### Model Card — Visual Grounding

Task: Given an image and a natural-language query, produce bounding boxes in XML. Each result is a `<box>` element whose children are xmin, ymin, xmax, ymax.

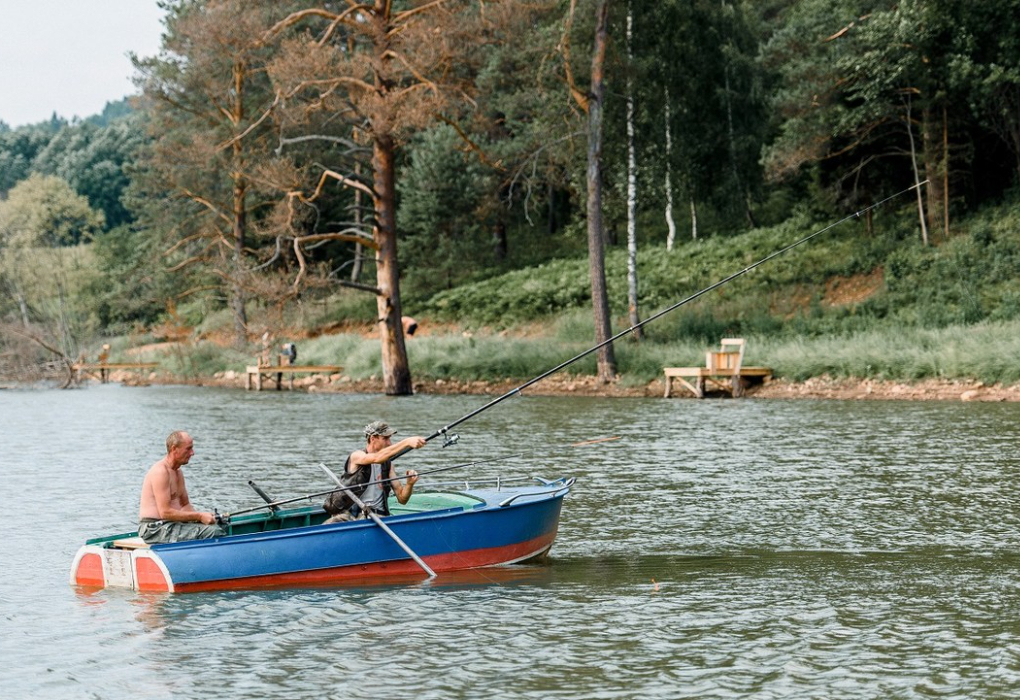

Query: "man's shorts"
<box><xmin>138</xmin><ymin>518</ymin><xmax>224</xmax><ymax>544</ymax></box>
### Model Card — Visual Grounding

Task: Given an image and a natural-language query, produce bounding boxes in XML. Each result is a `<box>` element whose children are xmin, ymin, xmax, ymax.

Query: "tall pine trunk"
<box><xmin>373</xmin><ymin>134</ymin><xmax>412</xmax><ymax>395</ymax></box>
<box><xmin>229</xmin><ymin>60</ymin><xmax>248</xmax><ymax>347</ymax></box>
<box><xmin>351</xmin><ymin>160</ymin><xmax>364</xmax><ymax>283</ymax></box>
<box><xmin>720</xmin><ymin>0</ymin><xmax>755</xmax><ymax>229</ymax></box>
<box><xmin>587</xmin><ymin>0</ymin><xmax>616</xmax><ymax>382</ymax></box>
<box><xmin>904</xmin><ymin>97</ymin><xmax>929</xmax><ymax>246</ymax></box>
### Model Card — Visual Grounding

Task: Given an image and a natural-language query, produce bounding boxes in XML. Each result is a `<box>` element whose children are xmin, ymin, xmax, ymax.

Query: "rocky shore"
<box><xmin>94</xmin><ymin>368</ymin><xmax>1020</xmax><ymax>402</ymax></box>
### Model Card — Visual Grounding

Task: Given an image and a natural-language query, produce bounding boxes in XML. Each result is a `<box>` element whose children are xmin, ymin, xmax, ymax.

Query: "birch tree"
<box><xmin>624</xmin><ymin>1</ymin><xmax>642</xmax><ymax>339</ymax></box>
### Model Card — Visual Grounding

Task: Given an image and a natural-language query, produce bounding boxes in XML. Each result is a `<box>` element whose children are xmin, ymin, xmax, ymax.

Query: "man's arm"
<box><xmin>349</xmin><ymin>437</ymin><xmax>427</xmax><ymax>470</ymax></box>
<box><xmin>388</xmin><ymin>465</ymin><xmax>419</xmax><ymax>504</ymax></box>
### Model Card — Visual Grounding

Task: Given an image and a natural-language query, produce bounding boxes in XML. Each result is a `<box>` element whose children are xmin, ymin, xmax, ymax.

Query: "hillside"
<box><xmin>61</xmin><ymin>194</ymin><xmax>1020</xmax><ymax>398</ymax></box>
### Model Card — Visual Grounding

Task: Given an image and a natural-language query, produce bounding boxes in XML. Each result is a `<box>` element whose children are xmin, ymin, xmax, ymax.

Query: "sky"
<box><xmin>0</xmin><ymin>0</ymin><xmax>166</xmax><ymax>128</ymax></box>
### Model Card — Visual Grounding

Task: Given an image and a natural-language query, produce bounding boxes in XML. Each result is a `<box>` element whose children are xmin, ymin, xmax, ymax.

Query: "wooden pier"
<box><xmin>73</xmin><ymin>362</ymin><xmax>159</xmax><ymax>383</ymax></box>
<box><xmin>663</xmin><ymin>338</ymin><xmax>772</xmax><ymax>398</ymax></box>
<box><xmin>245</xmin><ymin>362</ymin><xmax>342</xmax><ymax>391</ymax></box>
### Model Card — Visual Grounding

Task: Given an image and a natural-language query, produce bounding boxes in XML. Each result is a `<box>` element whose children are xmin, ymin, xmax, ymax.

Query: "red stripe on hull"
<box><xmin>74</xmin><ymin>552</ymin><xmax>105</xmax><ymax>587</ymax></box>
<box><xmin>172</xmin><ymin>529</ymin><xmax>558</xmax><ymax>593</ymax></box>
<box><xmin>135</xmin><ymin>556</ymin><xmax>171</xmax><ymax>592</ymax></box>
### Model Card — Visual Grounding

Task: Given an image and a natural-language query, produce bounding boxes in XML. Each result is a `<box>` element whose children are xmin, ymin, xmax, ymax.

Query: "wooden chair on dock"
<box><xmin>663</xmin><ymin>338</ymin><xmax>771</xmax><ymax>398</ymax></box>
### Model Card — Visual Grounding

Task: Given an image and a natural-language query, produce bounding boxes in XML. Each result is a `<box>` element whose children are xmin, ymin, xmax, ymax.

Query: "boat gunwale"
<box><xmin>85</xmin><ymin>479</ymin><xmax>573</xmax><ymax>551</ymax></box>
<box><xmin>148</xmin><ymin>484</ymin><xmax>569</xmax><ymax>552</ymax></box>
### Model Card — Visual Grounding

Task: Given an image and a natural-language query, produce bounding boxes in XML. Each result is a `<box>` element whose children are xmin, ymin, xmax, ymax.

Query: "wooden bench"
<box><xmin>663</xmin><ymin>338</ymin><xmax>772</xmax><ymax>398</ymax></box>
<box><xmin>112</xmin><ymin>536</ymin><xmax>149</xmax><ymax>550</ymax></box>
<box><xmin>245</xmin><ymin>362</ymin><xmax>342</xmax><ymax>391</ymax></box>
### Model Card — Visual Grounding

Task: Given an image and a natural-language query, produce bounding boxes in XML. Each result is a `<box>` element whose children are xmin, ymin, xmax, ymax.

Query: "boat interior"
<box><xmin>88</xmin><ymin>490</ymin><xmax>485</xmax><ymax>550</ymax></box>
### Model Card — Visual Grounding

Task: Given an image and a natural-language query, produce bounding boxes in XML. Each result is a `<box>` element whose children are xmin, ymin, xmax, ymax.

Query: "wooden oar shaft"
<box><xmin>318</xmin><ymin>463</ymin><xmax>437</xmax><ymax>579</ymax></box>
<box><xmin>228</xmin><ymin>455</ymin><xmax>515</xmax><ymax>517</ymax></box>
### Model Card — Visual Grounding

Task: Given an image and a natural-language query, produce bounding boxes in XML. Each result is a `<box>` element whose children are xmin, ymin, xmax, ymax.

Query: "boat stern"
<box><xmin>70</xmin><ymin>539</ymin><xmax>173</xmax><ymax>592</ymax></box>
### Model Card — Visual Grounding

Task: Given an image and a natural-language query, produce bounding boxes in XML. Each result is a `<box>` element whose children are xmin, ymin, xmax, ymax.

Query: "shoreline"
<box><xmin>91</xmin><ymin>370</ymin><xmax>1020</xmax><ymax>402</ymax></box>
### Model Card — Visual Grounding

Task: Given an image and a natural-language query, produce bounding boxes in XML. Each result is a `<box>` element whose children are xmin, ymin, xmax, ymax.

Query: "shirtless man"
<box><xmin>138</xmin><ymin>431</ymin><xmax>224</xmax><ymax>544</ymax></box>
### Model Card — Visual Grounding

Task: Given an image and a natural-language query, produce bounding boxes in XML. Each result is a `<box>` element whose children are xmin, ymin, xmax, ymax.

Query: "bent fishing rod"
<box><xmin>417</xmin><ymin>182</ymin><xmax>927</xmax><ymax>448</ymax></box>
<box><xmin>228</xmin><ymin>454</ymin><xmax>519</xmax><ymax>518</ymax></box>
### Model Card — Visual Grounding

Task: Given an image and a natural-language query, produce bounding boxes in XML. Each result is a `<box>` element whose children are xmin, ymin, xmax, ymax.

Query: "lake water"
<box><xmin>2</xmin><ymin>384</ymin><xmax>1020</xmax><ymax>699</ymax></box>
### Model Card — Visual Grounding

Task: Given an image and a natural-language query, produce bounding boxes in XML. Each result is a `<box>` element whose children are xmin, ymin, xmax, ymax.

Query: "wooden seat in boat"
<box><xmin>112</xmin><ymin>536</ymin><xmax>150</xmax><ymax>550</ymax></box>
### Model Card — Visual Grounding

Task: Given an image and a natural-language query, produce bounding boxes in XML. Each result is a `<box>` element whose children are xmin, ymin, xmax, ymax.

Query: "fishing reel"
<box><xmin>214</xmin><ymin>509</ymin><xmax>231</xmax><ymax>527</ymax></box>
<box><xmin>441</xmin><ymin>431</ymin><xmax>460</xmax><ymax>448</ymax></box>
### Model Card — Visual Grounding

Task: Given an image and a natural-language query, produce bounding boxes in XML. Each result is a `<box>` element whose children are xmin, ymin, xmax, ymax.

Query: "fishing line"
<box><xmin>230</xmin><ymin>453</ymin><xmax>520</xmax><ymax>517</ymax></box>
<box><xmin>418</xmin><ymin>182</ymin><xmax>928</xmax><ymax>447</ymax></box>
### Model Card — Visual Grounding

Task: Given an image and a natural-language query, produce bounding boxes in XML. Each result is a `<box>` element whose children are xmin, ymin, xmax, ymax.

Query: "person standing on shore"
<box><xmin>138</xmin><ymin>431</ymin><xmax>224</xmax><ymax>543</ymax></box>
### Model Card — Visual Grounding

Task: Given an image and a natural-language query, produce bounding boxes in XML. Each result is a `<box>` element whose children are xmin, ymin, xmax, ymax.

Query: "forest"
<box><xmin>1</xmin><ymin>0</ymin><xmax>1019</xmax><ymax>393</ymax></box>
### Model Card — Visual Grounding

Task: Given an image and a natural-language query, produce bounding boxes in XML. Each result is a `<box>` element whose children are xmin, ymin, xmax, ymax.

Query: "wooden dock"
<box><xmin>663</xmin><ymin>338</ymin><xmax>772</xmax><ymax>398</ymax></box>
<box><xmin>73</xmin><ymin>362</ymin><xmax>159</xmax><ymax>383</ymax></box>
<box><xmin>663</xmin><ymin>366</ymin><xmax>772</xmax><ymax>398</ymax></box>
<box><xmin>245</xmin><ymin>363</ymin><xmax>342</xmax><ymax>391</ymax></box>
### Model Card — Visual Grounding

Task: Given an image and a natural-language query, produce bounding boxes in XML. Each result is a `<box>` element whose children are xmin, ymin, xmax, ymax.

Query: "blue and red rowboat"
<box><xmin>70</xmin><ymin>477</ymin><xmax>573</xmax><ymax>593</ymax></box>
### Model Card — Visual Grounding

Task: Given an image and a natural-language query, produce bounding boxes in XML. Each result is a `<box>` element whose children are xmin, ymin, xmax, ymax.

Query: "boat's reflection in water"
<box><xmin>112</xmin><ymin>563</ymin><xmax>557</xmax><ymax>631</ymax></box>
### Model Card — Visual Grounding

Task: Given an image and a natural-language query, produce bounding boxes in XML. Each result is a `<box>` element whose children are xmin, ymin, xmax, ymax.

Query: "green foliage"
<box><xmin>32</xmin><ymin>116</ymin><xmax>146</xmax><ymax>229</ymax></box>
<box><xmin>0</xmin><ymin>108</ymin><xmax>144</xmax><ymax>229</ymax></box>
<box><xmin>0</xmin><ymin>174</ymin><xmax>105</xmax><ymax>247</ymax></box>
<box><xmin>86</xmin><ymin>224</ymin><xmax>176</xmax><ymax>330</ymax></box>
<box><xmin>398</xmin><ymin>125</ymin><xmax>495</xmax><ymax>294</ymax></box>
<box><xmin>419</xmin><ymin>257</ymin><xmax>592</xmax><ymax>327</ymax></box>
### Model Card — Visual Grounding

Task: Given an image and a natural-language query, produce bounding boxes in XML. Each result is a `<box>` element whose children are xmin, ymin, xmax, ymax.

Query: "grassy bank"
<box><xmin>119</xmin><ymin>317</ymin><xmax>1020</xmax><ymax>389</ymax></box>
<box><xmin>81</xmin><ymin>195</ymin><xmax>1020</xmax><ymax>390</ymax></box>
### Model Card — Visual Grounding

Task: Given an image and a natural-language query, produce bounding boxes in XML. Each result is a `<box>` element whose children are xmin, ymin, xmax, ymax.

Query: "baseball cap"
<box><xmin>364</xmin><ymin>420</ymin><xmax>398</xmax><ymax>438</ymax></box>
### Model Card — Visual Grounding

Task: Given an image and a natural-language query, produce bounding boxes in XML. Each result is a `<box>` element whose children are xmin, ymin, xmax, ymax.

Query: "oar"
<box><xmin>398</xmin><ymin>182</ymin><xmax>927</xmax><ymax>453</ymax></box>
<box><xmin>318</xmin><ymin>463</ymin><xmax>437</xmax><ymax>579</ymax></box>
<box><xmin>227</xmin><ymin>455</ymin><xmax>517</xmax><ymax>518</ymax></box>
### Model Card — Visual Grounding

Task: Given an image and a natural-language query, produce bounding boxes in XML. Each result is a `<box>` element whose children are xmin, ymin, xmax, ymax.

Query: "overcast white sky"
<box><xmin>0</xmin><ymin>0</ymin><xmax>166</xmax><ymax>128</ymax></box>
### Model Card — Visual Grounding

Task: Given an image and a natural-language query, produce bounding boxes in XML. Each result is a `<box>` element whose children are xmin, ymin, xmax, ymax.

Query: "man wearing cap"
<box><xmin>323</xmin><ymin>421</ymin><xmax>426</xmax><ymax>522</ymax></box>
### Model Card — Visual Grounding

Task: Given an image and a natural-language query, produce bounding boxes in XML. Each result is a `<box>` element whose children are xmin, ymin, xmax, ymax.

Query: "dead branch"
<box><xmin>275</xmin><ymin>133</ymin><xmax>368</xmax><ymax>156</ymax></box>
<box><xmin>436</xmin><ymin>114</ymin><xmax>506</xmax><ymax>171</ymax></box>
<box><xmin>333</xmin><ymin>278</ymin><xmax>382</xmax><ymax>294</ymax></box>
<box><xmin>296</xmin><ymin>230</ymin><xmax>379</xmax><ymax>248</ymax></box>
<box><xmin>393</xmin><ymin>0</ymin><xmax>450</xmax><ymax>24</ymax></box>
<box><xmin>217</xmin><ymin>91</ymin><xmax>282</xmax><ymax>151</ymax></box>
<box><xmin>3</xmin><ymin>325</ymin><xmax>75</xmax><ymax>388</ymax></box>
<box><xmin>263</xmin><ymin>6</ymin><xmax>366</xmax><ymax>43</ymax></box>
<box><xmin>560</xmin><ymin>0</ymin><xmax>589</xmax><ymax>112</ymax></box>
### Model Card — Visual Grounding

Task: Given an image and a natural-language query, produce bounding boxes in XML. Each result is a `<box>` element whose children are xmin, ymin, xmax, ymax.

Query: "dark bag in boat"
<box><xmin>323</xmin><ymin>463</ymin><xmax>369</xmax><ymax>515</ymax></box>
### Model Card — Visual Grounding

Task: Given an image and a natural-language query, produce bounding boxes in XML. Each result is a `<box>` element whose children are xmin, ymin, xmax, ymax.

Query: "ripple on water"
<box><xmin>4</xmin><ymin>390</ymin><xmax>1020</xmax><ymax>698</ymax></box>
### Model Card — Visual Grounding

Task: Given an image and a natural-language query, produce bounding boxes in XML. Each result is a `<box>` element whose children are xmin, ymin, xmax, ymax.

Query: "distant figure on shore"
<box><xmin>281</xmin><ymin>342</ymin><xmax>297</xmax><ymax>364</ymax></box>
<box><xmin>138</xmin><ymin>431</ymin><xmax>224</xmax><ymax>544</ymax></box>
<box><xmin>402</xmin><ymin>316</ymin><xmax>418</xmax><ymax>337</ymax></box>
<box><xmin>97</xmin><ymin>344</ymin><xmax>111</xmax><ymax>381</ymax></box>
<box><xmin>260</xmin><ymin>331</ymin><xmax>272</xmax><ymax>366</ymax></box>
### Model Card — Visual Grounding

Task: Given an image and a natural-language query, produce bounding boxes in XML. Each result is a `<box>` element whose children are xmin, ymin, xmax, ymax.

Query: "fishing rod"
<box><xmin>418</xmin><ymin>182</ymin><xmax>928</xmax><ymax>448</ymax></box>
<box><xmin>227</xmin><ymin>454</ymin><xmax>520</xmax><ymax>518</ymax></box>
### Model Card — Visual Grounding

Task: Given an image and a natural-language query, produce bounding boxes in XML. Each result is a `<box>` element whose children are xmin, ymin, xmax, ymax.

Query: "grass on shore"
<box><xmin>97</xmin><ymin>195</ymin><xmax>1020</xmax><ymax>389</ymax></box>
<box><xmin>129</xmin><ymin>317</ymin><xmax>1020</xmax><ymax>388</ymax></box>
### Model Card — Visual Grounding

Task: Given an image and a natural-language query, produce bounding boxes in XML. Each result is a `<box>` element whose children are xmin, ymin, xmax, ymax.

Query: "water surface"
<box><xmin>2</xmin><ymin>385</ymin><xmax>1019</xmax><ymax>698</ymax></box>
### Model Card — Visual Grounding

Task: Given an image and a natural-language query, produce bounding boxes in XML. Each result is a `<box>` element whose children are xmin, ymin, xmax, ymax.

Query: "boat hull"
<box><xmin>71</xmin><ymin>478</ymin><xmax>571</xmax><ymax>592</ymax></box>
